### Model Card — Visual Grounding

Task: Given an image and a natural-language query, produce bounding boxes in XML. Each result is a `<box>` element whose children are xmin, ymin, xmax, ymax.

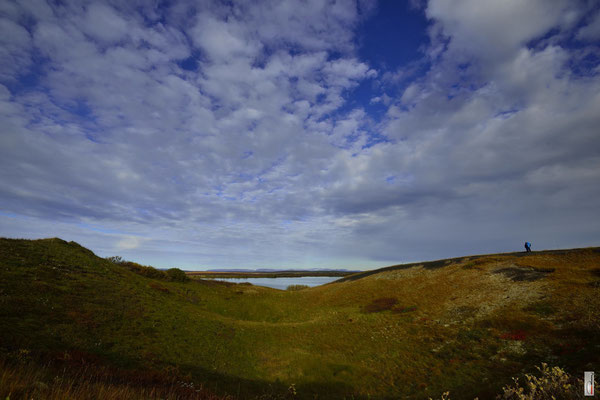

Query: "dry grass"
<box><xmin>429</xmin><ymin>364</ymin><xmax>589</xmax><ymax>399</ymax></box>
<box><xmin>497</xmin><ymin>363</ymin><xmax>588</xmax><ymax>400</ymax></box>
<box><xmin>0</xmin><ymin>357</ymin><xmax>228</xmax><ymax>400</ymax></box>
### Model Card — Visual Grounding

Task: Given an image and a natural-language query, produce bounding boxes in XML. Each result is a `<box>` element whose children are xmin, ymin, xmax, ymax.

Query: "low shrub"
<box><xmin>497</xmin><ymin>363</ymin><xmax>586</xmax><ymax>400</ymax></box>
<box><xmin>122</xmin><ymin>261</ymin><xmax>168</xmax><ymax>280</ymax></box>
<box><xmin>429</xmin><ymin>363</ymin><xmax>588</xmax><ymax>400</ymax></box>
<box><xmin>166</xmin><ymin>268</ymin><xmax>189</xmax><ymax>282</ymax></box>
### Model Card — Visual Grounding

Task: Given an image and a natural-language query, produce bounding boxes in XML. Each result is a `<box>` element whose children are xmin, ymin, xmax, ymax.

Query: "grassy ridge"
<box><xmin>1</xmin><ymin>238</ymin><xmax>599</xmax><ymax>399</ymax></box>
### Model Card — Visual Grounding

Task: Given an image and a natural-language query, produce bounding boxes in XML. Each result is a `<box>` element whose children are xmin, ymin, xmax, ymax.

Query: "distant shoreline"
<box><xmin>186</xmin><ymin>270</ymin><xmax>359</xmax><ymax>279</ymax></box>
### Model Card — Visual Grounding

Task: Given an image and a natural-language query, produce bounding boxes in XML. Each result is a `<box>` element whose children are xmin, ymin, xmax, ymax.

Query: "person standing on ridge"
<box><xmin>524</xmin><ymin>242</ymin><xmax>532</xmax><ymax>252</ymax></box>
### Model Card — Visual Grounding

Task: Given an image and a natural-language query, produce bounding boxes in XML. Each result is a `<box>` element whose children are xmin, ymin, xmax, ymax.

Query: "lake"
<box><xmin>208</xmin><ymin>276</ymin><xmax>341</xmax><ymax>290</ymax></box>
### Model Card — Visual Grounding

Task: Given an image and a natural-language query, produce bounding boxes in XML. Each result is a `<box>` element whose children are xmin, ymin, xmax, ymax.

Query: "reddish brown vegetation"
<box><xmin>363</xmin><ymin>297</ymin><xmax>398</xmax><ymax>313</ymax></box>
<box><xmin>500</xmin><ymin>330</ymin><xmax>527</xmax><ymax>341</ymax></box>
<box><xmin>149</xmin><ymin>282</ymin><xmax>170</xmax><ymax>293</ymax></box>
<box><xmin>393</xmin><ymin>305</ymin><xmax>417</xmax><ymax>314</ymax></box>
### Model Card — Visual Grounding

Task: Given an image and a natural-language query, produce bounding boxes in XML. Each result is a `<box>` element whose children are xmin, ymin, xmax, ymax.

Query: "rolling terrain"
<box><xmin>1</xmin><ymin>238</ymin><xmax>599</xmax><ymax>399</ymax></box>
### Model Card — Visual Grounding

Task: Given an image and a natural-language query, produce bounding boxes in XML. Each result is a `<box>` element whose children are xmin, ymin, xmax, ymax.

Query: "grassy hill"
<box><xmin>1</xmin><ymin>238</ymin><xmax>599</xmax><ymax>399</ymax></box>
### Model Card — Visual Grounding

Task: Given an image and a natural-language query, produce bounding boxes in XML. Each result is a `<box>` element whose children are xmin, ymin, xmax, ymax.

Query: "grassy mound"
<box><xmin>1</xmin><ymin>238</ymin><xmax>599</xmax><ymax>399</ymax></box>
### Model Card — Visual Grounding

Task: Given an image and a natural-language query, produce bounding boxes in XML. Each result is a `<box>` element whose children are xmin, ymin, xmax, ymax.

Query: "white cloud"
<box><xmin>577</xmin><ymin>11</ymin><xmax>600</xmax><ymax>41</ymax></box>
<box><xmin>427</xmin><ymin>0</ymin><xmax>574</xmax><ymax>63</ymax></box>
<box><xmin>116</xmin><ymin>235</ymin><xmax>144</xmax><ymax>250</ymax></box>
<box><xmin>0</xmin><ymin>17</ymin><xmax>32</xmax><ymax>81</ymax></box>
<box><xmin>82</xmin><ymin>3</ymin><xmax>129</xmax><ymax>44</ymax></box>
<box><xmin>192</xmin><ymin>14</ymin><xmax>262</xmax><ymax>62</ymax></box>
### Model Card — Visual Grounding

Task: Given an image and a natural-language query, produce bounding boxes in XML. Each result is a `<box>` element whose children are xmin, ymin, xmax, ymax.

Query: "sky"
<box><xmin>1</xmin><ymin>0</ymin><xmax>599</xmax><ymax>270</ymax></box>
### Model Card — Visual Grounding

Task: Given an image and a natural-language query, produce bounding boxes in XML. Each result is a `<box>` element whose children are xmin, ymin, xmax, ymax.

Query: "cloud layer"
<box><xmin>1</xmin><ymin>0</ymin><xmax>599</xmax><ymax>269</ymax></box>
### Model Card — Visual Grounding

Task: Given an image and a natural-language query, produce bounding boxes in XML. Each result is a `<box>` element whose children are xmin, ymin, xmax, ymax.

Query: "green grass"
<box><xmin>1</xmin><ymin>238</ymin><xmax>599</xmax><ymax>399</ymax></box>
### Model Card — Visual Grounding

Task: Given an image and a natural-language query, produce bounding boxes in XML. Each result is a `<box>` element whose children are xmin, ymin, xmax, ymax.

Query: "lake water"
<box><xmin>209</xmin><ymin>276</ymin><xmax>341</xmax><ymax>290</ymax></box>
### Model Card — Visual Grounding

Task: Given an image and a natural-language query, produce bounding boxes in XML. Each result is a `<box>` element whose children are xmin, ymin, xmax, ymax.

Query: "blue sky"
<box><xmin>1</xmin><ymin>0</ymin><xmax>599</xmax><ymax>270</ymax></box>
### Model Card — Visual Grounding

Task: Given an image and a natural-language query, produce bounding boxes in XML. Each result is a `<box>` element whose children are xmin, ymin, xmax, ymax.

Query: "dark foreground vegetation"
<box><xmin>0</xmin><ymin>354</ymin><xmax>226</xmax><ymax>400</ymax></box>
<box><xmin>1</xmin><ymin>238</ymin><xmax>599</xmax><ymax>399</ymax></box>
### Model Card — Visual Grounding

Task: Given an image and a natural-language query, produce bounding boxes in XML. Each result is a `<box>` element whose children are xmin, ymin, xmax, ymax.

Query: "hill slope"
<box><xmin>1</xmin><ymin>238</ymin><xmax>599</xmax><ymax>399</ymax></box>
